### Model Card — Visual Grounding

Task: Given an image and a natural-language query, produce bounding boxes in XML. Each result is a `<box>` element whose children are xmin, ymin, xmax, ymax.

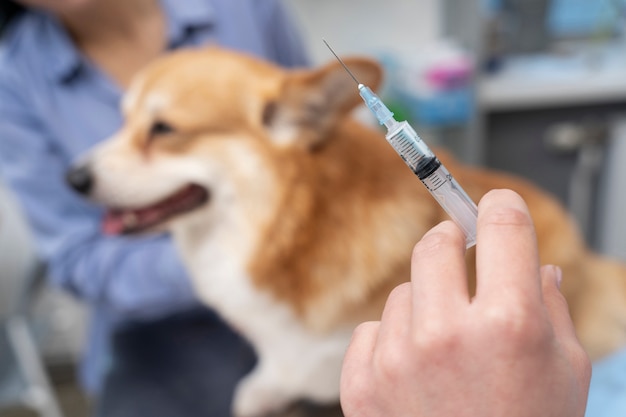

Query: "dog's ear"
<box><xmin>262</xmin><ymin>57</ymin><xmax>383</xmax><ymax>150</ymax></box>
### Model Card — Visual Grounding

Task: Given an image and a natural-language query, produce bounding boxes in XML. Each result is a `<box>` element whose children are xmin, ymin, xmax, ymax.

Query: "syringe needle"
<box><xmin>323</xmin><ymin>39</ymin><xmax>360</xmax><ymax>85</ymax></box>
<box><xmin>322</xmin><ymin>39</ymin><xmax>478</xmax><ymax>247</ymax></box>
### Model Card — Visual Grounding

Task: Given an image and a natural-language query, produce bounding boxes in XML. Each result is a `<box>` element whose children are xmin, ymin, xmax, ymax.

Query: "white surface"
<box><xmin>478</xmin><ymin>42</ymin><xmax>626</xmax><ymax>111</ymax></box>
<box><xmin>287</xmin><ymin>0</ymin><xmax>441</xmax><ymax>65</ymax></box>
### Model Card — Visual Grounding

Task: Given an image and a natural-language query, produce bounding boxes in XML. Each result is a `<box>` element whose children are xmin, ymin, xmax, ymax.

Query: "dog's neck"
<box><xmin>246</xmin><ymin>118</ymin><xmax>436</xmax><ymax>331</ymax></box>
<box><xmin>172</xmin><ymin>118</ymin><xmax>438</xmax><ymax>333</ymax></box>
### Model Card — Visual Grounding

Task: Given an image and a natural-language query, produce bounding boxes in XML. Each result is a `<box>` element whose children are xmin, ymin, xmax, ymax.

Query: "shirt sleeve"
<box><xmin>0</xmin><ymin>74</ymin><xmax>200</xmax><ymax>321</ymax></box>
<box><xmin>255</xmin><ymin>0</ymin><xmax>311</xmax><ymax>68</ymax></box>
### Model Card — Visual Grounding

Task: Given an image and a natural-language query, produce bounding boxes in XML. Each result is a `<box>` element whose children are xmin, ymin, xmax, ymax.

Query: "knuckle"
<box><xmin>412</xmin><ymin>320</ymin><xmax>463</xmax><ymax>358</ymax></box>
<box><xmin>373</xmin><ymin>336</ymin><xmax>417</xmax><ymax>384</ymax></box>
<box><xmin>482</xmin><ymin>303</ymin><xmax>549</xmax><ymax>348</ymax></box>
<box><xmin>374</xmin><ymin>345</ymin><xmax>407</xmax><ymax>384</ymax></box>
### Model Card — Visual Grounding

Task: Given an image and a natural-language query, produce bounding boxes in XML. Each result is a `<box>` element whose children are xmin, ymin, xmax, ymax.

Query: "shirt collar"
<box><xmin>161</xmin><ymin>0</ymin><xmax>215</xmax><ymax>48</ymax></box>
<box><xmin>41</xmin><ymin>0</ymin><xmax>216</xmax><ymax>84</ymax></box>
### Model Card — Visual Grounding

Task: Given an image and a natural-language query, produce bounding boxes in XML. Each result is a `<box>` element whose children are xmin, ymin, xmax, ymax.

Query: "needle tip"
<box><xmin>322</xmin><ymin>39</ymin><xmax>360</xmax><ymax>85</ymax></box>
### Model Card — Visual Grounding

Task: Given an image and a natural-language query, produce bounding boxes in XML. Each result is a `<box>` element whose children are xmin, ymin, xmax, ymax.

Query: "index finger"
<box><xmin>474</xmin><ymin>189</ymin><xmax>542</xmax><ymax>304</ymax></box>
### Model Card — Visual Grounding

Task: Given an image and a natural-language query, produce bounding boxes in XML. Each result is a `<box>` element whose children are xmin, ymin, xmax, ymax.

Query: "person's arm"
<box><xmin>340</xmin><ymin>189</ymin><xmax>591</xmax><ymax>417</ymax></box>
<box><xmin>0</xmin><ymin>71</ymin><xmax>199</xmax><ymax>321</ymax></box>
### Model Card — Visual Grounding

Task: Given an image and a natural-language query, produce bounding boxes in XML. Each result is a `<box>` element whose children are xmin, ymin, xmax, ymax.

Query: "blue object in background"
<box><xmin>586</xmin><ymin>348</ymin><xmax>626</xmax><ymax>416</ymax></box>
<box><xmin>548</xmin><ymin>0</ymin><xmax>621</xmax><ymax>38</ymax></box>
<box><xmin>483</xmin><ymin>0</ymin><xmax>624</xmax><ymax>38</ymax></box>
<box><xmin>482</xmin><ymin>0</ymin><xmax>503</xmax><ymax>12</ymax></box>
<box><xmin>393</xmin><ymin>88</ymin><xmax>474</xmax><ymax>128</ymax></box>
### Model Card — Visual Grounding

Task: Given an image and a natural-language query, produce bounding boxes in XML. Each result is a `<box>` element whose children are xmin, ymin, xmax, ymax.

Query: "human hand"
<box><xmin>340</xmin><ymin>189</ymin><xmax>591</xmax><ymax>417</ymax></box>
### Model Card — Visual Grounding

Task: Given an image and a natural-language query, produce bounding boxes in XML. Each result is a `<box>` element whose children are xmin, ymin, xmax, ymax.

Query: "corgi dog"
<box><xmin>66</xmin><ymin>47</ymin><xmax>626</xmax><ymax>417</ymax></box>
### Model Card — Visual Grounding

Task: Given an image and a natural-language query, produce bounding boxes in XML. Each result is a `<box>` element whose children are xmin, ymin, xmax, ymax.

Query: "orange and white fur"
<box><xmin>68</xmin><ymin>47</ymin><xmax>626</xmax><ymax>416</ymax></box>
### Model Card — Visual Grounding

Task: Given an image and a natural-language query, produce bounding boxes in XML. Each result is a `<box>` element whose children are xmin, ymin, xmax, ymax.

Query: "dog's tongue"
<box><xmin>101</xmin><ymin>184</ymin><xmax>209</xmax><ymax>235</ymax></box>
<box><xmin>102</xmin><ymin>208</ymin><xmax>163</xmax><ymax>235</ymax></box>
<box><xmin>102</xmin><ymin>212</ymin><xmax>126</xmax><ymax>235</ymax></box>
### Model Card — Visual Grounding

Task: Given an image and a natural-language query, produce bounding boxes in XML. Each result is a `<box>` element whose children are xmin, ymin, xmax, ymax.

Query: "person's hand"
<box><xmin>340</xmin><ymin>189</ymin><xmax>591</xmax><ymax>417</ymax></box>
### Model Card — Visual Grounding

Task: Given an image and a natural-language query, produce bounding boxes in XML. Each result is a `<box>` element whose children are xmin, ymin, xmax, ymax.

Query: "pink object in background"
<box><xmin>425</xmin><ymin>58</ymin><xmax>473</xmax><ymax>90</ymax></box>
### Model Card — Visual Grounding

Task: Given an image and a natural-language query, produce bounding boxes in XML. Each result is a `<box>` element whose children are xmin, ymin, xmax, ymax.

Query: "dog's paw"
<box><xmin>232</xmin><ymin>374</ymin><xmax>290</xmax><ymax>417</ymax></box>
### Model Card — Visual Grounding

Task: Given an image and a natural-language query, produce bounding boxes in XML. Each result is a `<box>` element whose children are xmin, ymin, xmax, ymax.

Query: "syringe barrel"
<box><xmin>421</xmin><ymin>164</ymin><xmax>478</xmax><ymax>248</ymax></box>
<box><xmin>354</xmin><ymin>77</ymin><xmax>477</xmax><ymax>246</ymax></box>
<box><xmin>386</xmin><ymin>121</ymin><xmax>436</xmax><ymax>175</ymax></box>
<box><xmin>385</xmin><ymin>121</ymin><xmax>477</xmax><ymax>248</ymax></box>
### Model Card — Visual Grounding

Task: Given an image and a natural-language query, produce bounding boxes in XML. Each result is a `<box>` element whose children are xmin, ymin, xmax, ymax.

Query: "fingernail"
<box><xmin>554</xmin><ymin>265</ymin><xmax>563</xmax><ymax>289</ymax></box>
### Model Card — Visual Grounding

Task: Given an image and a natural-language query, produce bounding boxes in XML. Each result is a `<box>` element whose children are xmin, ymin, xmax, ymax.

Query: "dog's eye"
<box><xmin>149</xmin><ymin>121</ymin><xmax>175</xmax><ymax>137</ymax></box>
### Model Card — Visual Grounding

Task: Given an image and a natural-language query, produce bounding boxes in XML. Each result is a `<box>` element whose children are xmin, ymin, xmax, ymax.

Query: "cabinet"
<box><xmin>442</xmin><ymin>0</ymin><xmax>626</xmax><ymax>248</ymax></box>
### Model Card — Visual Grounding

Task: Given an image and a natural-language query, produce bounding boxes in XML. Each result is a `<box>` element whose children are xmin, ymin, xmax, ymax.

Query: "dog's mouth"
<box><xmin>102</xmin><ymin>184</ymin><xmax>210</xmax><ymax>235</ymax></box>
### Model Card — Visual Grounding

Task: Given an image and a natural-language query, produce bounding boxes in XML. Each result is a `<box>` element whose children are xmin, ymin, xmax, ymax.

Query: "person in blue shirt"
<box><xmin>0</xmin><ymin>0</ymin><xmax>309</xmax><ymax>415</ymax></box>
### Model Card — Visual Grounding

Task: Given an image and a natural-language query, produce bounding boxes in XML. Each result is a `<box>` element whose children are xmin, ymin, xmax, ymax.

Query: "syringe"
<box><xmin>324</xmin><ymin>41</ymin><xmax>478</xmax><ymax>248</ymax></box>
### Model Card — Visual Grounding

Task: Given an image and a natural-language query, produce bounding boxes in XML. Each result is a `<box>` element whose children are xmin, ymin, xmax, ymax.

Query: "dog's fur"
<box><xmin>71</xmin><ymin>47</ymin><xmax>626</xmax><ymax>416</ymax></box>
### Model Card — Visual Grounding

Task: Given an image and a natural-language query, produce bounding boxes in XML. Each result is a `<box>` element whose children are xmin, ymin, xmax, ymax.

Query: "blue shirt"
<box><xmin>0</xmin><ymin>0</ymin><xmax>308</xmax><ymax>393</ymax></box>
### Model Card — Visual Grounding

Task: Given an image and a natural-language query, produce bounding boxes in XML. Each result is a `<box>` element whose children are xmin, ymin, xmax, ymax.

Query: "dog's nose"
<box><xmin>66</xmin><ymin>164</ymin><xmax>94</xmax><ymax>195</ymax></box>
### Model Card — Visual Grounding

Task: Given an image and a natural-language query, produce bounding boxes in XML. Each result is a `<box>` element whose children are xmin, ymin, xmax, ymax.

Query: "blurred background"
<box><xmin>291</xmin><ymin>0</ymin><xmax>626</xmax><ymax>258</ymax></box>
<box><xmin>2</xmin><ymin>0</ymin><xmax>626</xmax><ymax>416</ymax></box>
